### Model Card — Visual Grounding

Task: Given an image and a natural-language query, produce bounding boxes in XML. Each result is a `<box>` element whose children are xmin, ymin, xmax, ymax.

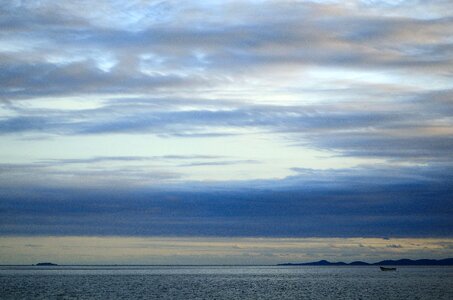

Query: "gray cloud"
<box><xmin>1</xmin><ymin>1</ymin><xmax>452</xmax><ymax>99</ymax></box>
<box><xmin>386</xmin><ymin>244</ymin><xmax>403</xmax><ymax>248</ymax></box>
<box><xmin>0</xmin><ymin>164</ymin><xmax>452</xmax><ymax>237</ymax></box>
<box><xmin>0</xmin><ymin>161</ymin><xmax>182</xmax><ymax>188</ymax></box>
<box><xmin>0</xmin><ymin>58</ymin><xmax>208</xmax><ymax>99</ymax></box>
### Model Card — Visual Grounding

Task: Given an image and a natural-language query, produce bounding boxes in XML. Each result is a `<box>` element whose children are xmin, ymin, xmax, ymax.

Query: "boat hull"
<box><xmin>380</xmin><ymin>266</ymin><xmax>397</xmax><ymax>271</ymax></box>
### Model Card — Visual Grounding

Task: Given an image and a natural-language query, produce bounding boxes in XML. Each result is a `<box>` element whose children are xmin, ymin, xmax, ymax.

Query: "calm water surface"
<box><xmin>1</xmin><ymin>265</ymin><xmax>452</xmax><ymax>299</ymax></box>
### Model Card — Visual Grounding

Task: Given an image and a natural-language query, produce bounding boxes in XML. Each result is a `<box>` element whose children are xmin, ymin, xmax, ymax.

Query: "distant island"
<box><xmin>35</xmin><ymin>262</ymin><xmax>58</xmax><ymax>266</ymax></box>
<box><xmin>278</xmin><ymin>258</ymin><xmax>453</xmax><ymax>266</ymax></box>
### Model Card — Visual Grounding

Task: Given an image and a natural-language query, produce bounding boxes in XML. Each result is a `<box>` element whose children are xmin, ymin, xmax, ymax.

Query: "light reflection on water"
<box><xmin>1</xmin><ymin>266</ymin><xmax>452</xmax><ymax>299</ymax></box>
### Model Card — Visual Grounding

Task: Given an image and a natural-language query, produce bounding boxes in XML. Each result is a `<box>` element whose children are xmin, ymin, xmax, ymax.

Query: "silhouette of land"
<box><xmin>278</xmin><ymin>258</ymin><xmax>453</xmax><ymax>266</ymax></box>
<box><xmin>35</xmin><ymin>262</ymin><xmax>58</xmax><ymax>266</ymax></box>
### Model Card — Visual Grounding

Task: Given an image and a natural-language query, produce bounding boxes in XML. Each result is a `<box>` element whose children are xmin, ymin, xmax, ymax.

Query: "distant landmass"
<box><xmin>278</xmin><ymin>258</ymin><xmax>453</xmax><ymax>266</ymax></box>
<box><xmin>35</xmin><ymin>262</ymin><xmax>58</xmax><ymax>266</ymax></box>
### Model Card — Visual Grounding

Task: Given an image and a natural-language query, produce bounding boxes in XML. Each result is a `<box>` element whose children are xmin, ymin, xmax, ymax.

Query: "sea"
<box><xmin>1</xmin><ymin>265</ymin><xmax>452</xmax><ymax>299</ymax></box>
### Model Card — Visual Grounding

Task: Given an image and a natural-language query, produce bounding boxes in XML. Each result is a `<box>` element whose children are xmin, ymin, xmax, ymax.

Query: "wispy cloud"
<box><xmin>1</xmin><ymin>96</ymin><xmax>451</xmax><ymax>163</ymax></box>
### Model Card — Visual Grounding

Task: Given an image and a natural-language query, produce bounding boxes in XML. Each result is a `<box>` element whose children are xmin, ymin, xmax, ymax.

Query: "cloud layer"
<box><xmin>1</xmin><ymin>165</ymin><xmax>452</xmax><ymax>237</ymax></box>
<box><xmin>1</xmin><ymin>0</ymin><xmax>452</xmax><ymax>164</ymax></box>
<box><xmin>1</xmin><ymin>1</ymin><xmax>453</xmax><ymax>240</ymax></box>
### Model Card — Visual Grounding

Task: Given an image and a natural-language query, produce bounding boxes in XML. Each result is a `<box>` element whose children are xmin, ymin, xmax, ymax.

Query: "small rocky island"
<box><xmin>35</xmin><ymin>262</ymin><xmax>58</xmax><ymax>266</ymax></box>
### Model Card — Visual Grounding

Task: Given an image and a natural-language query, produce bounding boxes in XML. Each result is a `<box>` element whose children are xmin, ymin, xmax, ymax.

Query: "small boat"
<box><xmin>380</xmin><ymin>266</ymin><xmax>396</xmax><ymax>271</ymax></box>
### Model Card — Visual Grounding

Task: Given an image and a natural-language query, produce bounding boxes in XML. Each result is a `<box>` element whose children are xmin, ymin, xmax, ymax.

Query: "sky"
<box><xmin>0</xmin><ymin>0</ymin><xmax>452</xmax><ymax>264</ymax></box>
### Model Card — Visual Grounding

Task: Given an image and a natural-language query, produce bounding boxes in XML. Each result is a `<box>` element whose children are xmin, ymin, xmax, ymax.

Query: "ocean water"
<box><xmin>1</xmin><ymin>266</ymin><xmax>452</xmax><ymax>299</ymax></box>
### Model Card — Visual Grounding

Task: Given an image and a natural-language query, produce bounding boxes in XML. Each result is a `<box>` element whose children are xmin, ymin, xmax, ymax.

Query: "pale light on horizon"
<box><xmin>1</xmin><ymin>237</ymin><xmax>452</xmax><ymax>265</ymax></box>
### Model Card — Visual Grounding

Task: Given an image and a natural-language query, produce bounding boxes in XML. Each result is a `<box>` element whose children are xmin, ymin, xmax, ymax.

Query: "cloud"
<box><xmin>1</xmin><ymin>94</ymin><xmax>451</xmax><ymax>163</ymax></box>
<box><xmin>386</xmin><ymin>244</ymin><xmax>402</xmax><ymax>248</ymax></box>
<box><xmin>0</xmin><ymin>58</ymin><xmax>207</xmax><ymax>100</ymax></box>
<box><xmin>309</xmin><ymin>133</ymin><xmax>453</xmax><ymax>162</ymax></box>
<box><xmin>0</xmin><ymin>164</ymin><xmax>452</xmax><ymax>237</ymax></box>
<box><xmin>1</xmin><ymin>1</ymin><xmax>452</xmax><ymax>99</ymax></box>
<box><xmin>1</xmin><ymin>1</ymin><xmax>452</xmax><ymax>166</ymax></box>
<box><xmin>1</xmin><ymin>1</ymin><xmax>453</xmax><ymax>241</ymax></box>
<box><xmin>0</xmin><ymin>161</ymin><xmax>182</xmax><ymax>188</ymax></box>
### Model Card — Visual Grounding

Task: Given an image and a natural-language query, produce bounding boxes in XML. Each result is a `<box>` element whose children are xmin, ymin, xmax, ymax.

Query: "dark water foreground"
<box><xmin>1</xmin><ymin>266</ymin><xmax>452</xmax><ymax>299</ymax></box>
